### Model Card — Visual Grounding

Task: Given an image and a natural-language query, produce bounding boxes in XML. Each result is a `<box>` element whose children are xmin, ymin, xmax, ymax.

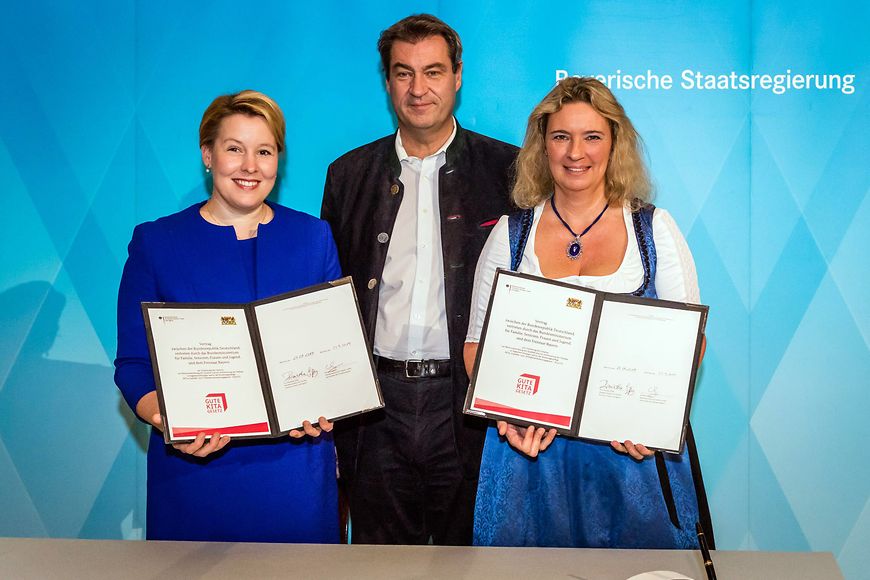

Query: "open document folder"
<box><xmin>143</xmin><ymin>277</ymin><xmax>383</xmax><ymax>443</ymax></box>
<box><xmin>465</xmin><ymin>269</ymin><xmax>708</xmax><ymax>453</ymax></box>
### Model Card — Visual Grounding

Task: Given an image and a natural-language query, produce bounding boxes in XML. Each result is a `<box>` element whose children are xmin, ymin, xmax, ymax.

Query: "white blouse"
<box><xmin>466</xmin><ymin>203</ymin><xmax>700</xmax><ymax>342</ymax></box>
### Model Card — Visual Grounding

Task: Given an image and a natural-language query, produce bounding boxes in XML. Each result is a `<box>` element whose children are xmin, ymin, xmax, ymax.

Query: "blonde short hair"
<box><xmin>199</xmin><ymin>90</ymin><xmax>286</xmax><ymax>153</ymax></box>
<box><xmin>512</xmin><ymin>77</ymin><xmax>651</xmax><ymax>210</ymax></box>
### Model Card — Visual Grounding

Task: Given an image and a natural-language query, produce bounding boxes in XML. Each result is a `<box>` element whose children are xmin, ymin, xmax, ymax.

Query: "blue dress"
<box><xmin>114</xmin><ymin>202</ymin><xmax>341</xmax><ymax>542</ymax></box>
<box><xmin>473</xmin><ymin>205</ymin><xmax>711</xmax><ymax>549</ymax></box>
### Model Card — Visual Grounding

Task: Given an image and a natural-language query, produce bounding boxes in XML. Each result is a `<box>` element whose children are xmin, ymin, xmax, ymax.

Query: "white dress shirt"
<box><xmin>373</xmin><ymin>120</ymin><xmax>457</xmax><ymax>360</ymax></box>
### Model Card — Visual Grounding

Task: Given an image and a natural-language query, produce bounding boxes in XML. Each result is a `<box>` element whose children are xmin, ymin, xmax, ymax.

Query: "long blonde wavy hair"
<box><xmin>512</xmin><ymin>77</ymin><xmax>652</xmax><ymax>210</ymax></box>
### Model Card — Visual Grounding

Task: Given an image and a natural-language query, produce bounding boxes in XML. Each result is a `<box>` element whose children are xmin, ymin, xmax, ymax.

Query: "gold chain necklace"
<box><xmin>203</xmin><ymin>202</ymin><xmax>269</xmax><ymax>238</ymax></box>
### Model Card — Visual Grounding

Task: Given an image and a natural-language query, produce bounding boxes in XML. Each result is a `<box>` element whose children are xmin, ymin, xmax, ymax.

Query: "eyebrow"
<box><xmin>391</xmin><ymin>61</ymin><xmax>448</xmax><ymax>72</ymax></box>
<box><xmin>547</xmin><ymin>129</ymin><xmax>605</xmax><ymax>135</ymax></box>
<box><xmin>220</xmin><ymin>137</ymin><xmax>276</xmax><ymax>149</ymax></box>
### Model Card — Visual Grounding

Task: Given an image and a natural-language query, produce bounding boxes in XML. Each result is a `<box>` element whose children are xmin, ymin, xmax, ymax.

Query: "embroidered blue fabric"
<box><xmin>474</xmin><ymin>204</ymin><xmax>705</xmax><ymax>548</ymax></box>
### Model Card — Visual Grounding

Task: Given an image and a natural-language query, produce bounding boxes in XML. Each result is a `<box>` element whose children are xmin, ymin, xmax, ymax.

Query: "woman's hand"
<box><xmin>611</xmin><ymin>439</ymin><xmax>654</xmax><ymax>460</ymax></box>
<box><xmin>136</xmin><ymin>390</ymin><xmax>231</xmax><ymax>457</ymax></box>
<box><xmin>169</xmin><ymin>428</ymin><xmax>231</xmax><ymax>457</ymax></box>
<box><xmin>135</xmin><ymin>391</ymin><xmax>164</xmax><ymax>431</ymax></box>
<box><xmin>289</xmin><ymin>416</ymin><xmax>333</xmax><ymax>439</ymax></box>
<box><xmin>498</xmin><ymin>421</ymin><xmax>557</xmax><ymax>458</ymax></box>
<box><xmin>468</xmin><ymin>343</ymin><xmax>558</xmax><ymax>457</ymax></box>
<box><xmin>150</xmin><ymin>410</ymin><xmax>231</xmax><ymax>458</ymax></box>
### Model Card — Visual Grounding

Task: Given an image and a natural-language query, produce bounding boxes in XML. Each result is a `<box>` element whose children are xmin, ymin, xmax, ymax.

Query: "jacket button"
<box><xmin>377</xmin><ymin>232</ymin><xmax>389</xmax><ymax>244</ymax></box>
<box><xmin>367</xmin><ymin>278</ymin><xmax>378</xmax><ymax>289</ymax></box>
<box><xmin>390</xmin><ymin>184</ymin><xmax>399</xmax><ymax>195</ymax></box>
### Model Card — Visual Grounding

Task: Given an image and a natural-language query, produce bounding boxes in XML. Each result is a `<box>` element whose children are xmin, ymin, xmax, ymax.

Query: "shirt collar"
<box><xmin>395</xmin><ymin>117</ymin><xmax>457</xmax><ymax>162</ymax></box>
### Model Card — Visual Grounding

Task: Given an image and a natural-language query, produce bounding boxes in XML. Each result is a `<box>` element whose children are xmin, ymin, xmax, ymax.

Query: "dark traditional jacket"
<box><xmin>321</xmin><ymin>123</ymin><xmax>518</xmax><ymax>481</ymax></box>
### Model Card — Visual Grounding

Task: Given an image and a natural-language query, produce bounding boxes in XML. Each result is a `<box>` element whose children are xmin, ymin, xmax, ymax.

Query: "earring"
<box><xmin>205</xmin><ymin>166</ymin><xmax>211</xmax><ymax>173</ymax></box>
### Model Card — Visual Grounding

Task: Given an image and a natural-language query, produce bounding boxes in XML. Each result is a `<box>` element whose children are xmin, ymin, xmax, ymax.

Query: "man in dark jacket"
<box><xmin>321</xmin><ymin>14</ymin><xmax>517</xmax><ymax>545</ymax></box>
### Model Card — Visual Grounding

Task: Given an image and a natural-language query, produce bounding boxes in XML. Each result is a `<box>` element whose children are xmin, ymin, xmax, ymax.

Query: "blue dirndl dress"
<box><xmin>473</xmin><ymin>205</ymin><xmax>712</xmax><ymax>549</ymax></box>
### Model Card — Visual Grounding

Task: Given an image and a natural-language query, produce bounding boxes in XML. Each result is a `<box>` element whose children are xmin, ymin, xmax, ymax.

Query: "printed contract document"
<box><xmin>143</xmin><ymin>277</ymin><xmax>383</xmax><ymax>443</ymax></box>
<box><xmin>464</xmin><ymin>270</ymin><xmax>707</xmax><ymax>452</ymax></box>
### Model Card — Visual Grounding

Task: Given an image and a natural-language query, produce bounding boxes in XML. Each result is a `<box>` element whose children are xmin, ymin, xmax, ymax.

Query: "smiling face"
<box><xmin>201</xmin><ymin>114</ymin><xmax>278</xmax><ymax>213</ymax></box>
<box><xmin>386</xmin><ymin>35</ymin><xmax>461</xmax><ymax>149</ymax></box>
<box><xmin>545</xmin><ymin>102</ymin><xmax>613</xmax><ymax>201</ymax></box>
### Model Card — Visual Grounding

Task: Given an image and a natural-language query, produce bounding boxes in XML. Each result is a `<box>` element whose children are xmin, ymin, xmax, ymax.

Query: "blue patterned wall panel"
<box><xmin>0</xmin><ymin>0</ymin><xmax>142</xmax><ymax>540</ymax></box>
<box><xmin>750</xmin><ymin>3</ymin><xmax>869</xmax><ymax>578</ymax></box>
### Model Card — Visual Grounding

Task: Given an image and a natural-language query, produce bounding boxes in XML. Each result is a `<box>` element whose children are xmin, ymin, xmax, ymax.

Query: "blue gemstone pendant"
<box><xmin>551</xmin><ymin>197</ymin><xmax>607</xmax><ymax>262</ymax></box>
<box><xmin>566</xmin><ymin>237</ymin><xmax>582</xmax><ymax>260</ymax></box>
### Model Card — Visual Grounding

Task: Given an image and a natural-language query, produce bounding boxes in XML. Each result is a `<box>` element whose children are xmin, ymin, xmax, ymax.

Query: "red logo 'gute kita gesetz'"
<box><xmin>205</xmin><ymin>393</ymin><xmax>227</xmax><ymax>413</ymax></box>
<box><xmin>515</xmin><ymin>373</ymin><xmax>540</xmax><ymax>396</ymax></box>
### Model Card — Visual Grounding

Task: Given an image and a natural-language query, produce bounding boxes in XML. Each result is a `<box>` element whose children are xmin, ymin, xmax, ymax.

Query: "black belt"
<box><xmin>376</xmin><ymin>357</ymin><xmax>452</xmax><ymax>378</ymax></box>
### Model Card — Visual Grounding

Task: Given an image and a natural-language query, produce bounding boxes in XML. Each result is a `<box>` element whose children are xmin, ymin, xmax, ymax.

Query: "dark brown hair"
<box><xmin>377</xmin><ymin>14</ymin><xmax>462</xmax><ymax>79</ymax></box>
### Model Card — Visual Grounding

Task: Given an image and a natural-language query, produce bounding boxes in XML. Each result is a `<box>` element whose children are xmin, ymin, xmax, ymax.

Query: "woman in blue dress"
<box><xmin>115</xmin><ymin>90</ymin><xmax>341</xmax><ymax>542</ymax></box>
<box><xmin>464</xmin><ymin>77</ymin><xmax>713</xmax><ymax>548</ymax></box>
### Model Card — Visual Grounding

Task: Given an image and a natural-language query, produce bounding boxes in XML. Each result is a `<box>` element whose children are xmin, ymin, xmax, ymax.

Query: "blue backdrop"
<box><xmin>1</xmin><ymin>2</ymin><xmax>867</xmax><ymax>577</ymax></box>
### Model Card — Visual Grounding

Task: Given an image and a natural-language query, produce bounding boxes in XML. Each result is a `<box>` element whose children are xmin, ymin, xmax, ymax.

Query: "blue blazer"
<box><xmin>114</xmin><ymin>201</ymin><xmax>342</xmax><ymax>542</ymax></box>
<box><xmin>115</xmin><ymin>201</ymin><xmax>341</xmax><ymax>411</ymax></box>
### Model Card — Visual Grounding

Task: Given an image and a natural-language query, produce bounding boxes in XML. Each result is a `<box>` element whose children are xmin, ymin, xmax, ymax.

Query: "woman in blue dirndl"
<box><xmin>464</xmin><ymin>77</ymin><xmax>713</xmax><ymax>548</ymax></box>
